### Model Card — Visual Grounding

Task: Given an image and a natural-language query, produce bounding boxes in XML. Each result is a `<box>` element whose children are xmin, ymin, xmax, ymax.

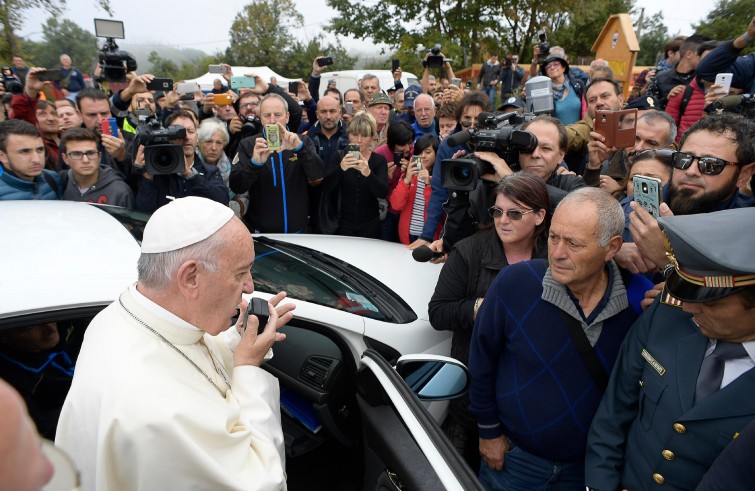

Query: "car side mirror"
<box><xmin>395</xmin><ymin>355</ymin><xmax>470</xmax><ymax>401</ymax></box>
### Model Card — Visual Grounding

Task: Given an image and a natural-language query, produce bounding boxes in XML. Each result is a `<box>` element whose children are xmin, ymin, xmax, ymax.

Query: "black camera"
<box><xmin>94</xmin><ymin>19</ymin><xmax>137</xmax><ymax>83</ymax></box>
<box><xmin>133</xmin><ymin>116</ymin><xmax>187</xmax><ymax>175</ymax></box>
<box><xmin>536</xmin><ymin>29</ymin><xmax>550</xmax><ymax>59</ymax></box>
<box><xmin>2</xmin><ymin>67</ymin><xmax>23</xmax><ymax>94</ymax></box>
<box><xmin>426</xmin><ymin>44</ymin><xmax>450</xmax><ymax>69</ymax></box>
<box><xmin>503</xmin><ymin>55</ymin><xmax>513</xmax><ymax>68</ymax></box>
<box><xmin>240</xmin><ymin>116</ymin><xmax>262</xmax><ymax>139</ymax></box>
<box><xmin>440</xmin><ymin>112</ymin><xmax>538</xmax><ymax>192</ymax></box>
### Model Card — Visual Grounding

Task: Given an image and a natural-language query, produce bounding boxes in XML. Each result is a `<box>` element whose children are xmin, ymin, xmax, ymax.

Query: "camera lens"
<box><xmin>451</xmin><ymin>163</ymin><xmax>474</xmax><ymax>186</ymax></box>
<box><xmin>152</xmin><ymin>147</ymin><xmax>177</xmax><ymax>172</ymax></box>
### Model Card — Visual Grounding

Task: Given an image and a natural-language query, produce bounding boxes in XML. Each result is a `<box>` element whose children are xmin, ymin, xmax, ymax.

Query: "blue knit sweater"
<box><xmin>0</xmin><ymin>168</ymin><xmax>61</xmax><ymax>200</ymax></box>
<box><xmin>469</xmin><ymin>258</ymin><xmax>649</xmax><ymax>462</ymax></box>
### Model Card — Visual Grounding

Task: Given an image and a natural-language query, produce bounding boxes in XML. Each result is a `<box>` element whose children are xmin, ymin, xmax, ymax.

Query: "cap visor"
<box><xmin>666</xmin><ymin>271</ymin><xmax>743</xmax><ymax>303</ymax></box>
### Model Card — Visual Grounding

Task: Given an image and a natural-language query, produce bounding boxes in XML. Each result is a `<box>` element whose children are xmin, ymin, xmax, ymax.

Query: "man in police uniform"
<box><xmin>585</xmin><ymin>208</ymin><xmax>755</xmax><ymax>491</ymax></box>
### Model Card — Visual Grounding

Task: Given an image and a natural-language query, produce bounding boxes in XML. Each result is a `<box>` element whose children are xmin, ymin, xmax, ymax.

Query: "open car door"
<box><xmin>356</xmin><ymin>349</ymin><xmax>484</xmax><ymax>491</ymax></box>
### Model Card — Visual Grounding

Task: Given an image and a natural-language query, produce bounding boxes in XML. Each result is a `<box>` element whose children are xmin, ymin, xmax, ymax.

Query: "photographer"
<box><xmin>498</xmin><ymin>53</ymin><xmax>525</xmax><ymax>100</ymax></box>
<box><xmin>133</xmin><ymin>109</ymin><xmax>229</xmax><ymax>213</ymax></box>
<box><xmin>109</xmin><ymin>72</ymin><xmax>158</xmax><ymax>140</ymax></box>
<box><xmin>421</xmin><ymin>48</ymin><xmax>456</xmax><ymax>96</ymax></box>
<box><xmin>226</xmin><ymin>91</ymin><xmax>262</xmax><ymax>159</ymax></box>
<box><xmin>476</xmin><ymin>52</ymin><xmax>501</xmax><ymax>104</ymax></box>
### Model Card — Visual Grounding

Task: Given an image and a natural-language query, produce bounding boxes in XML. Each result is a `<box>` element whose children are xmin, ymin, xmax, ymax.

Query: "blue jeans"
<box><xmin>478</xmin><ymin>442</ymin><xmax>584</xmax><ymax>491</ymax></box>
<box><xmin>484</xmin><ymin>86</ymin><xmax>497</xmax><ymax>106</ymax></box>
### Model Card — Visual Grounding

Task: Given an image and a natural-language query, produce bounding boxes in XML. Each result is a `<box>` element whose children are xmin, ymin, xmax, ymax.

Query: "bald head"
<box><xmin>316</xmin><ymin>95</ymin><xmax>341</xmax><ymax>132</ymax></box>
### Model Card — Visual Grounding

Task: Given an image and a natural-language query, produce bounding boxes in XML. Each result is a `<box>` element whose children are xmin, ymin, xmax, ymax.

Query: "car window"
<box><xmin>253</xmin><ymin>239</ymin><xmax>390</xmax><ymax>321</ymax></box>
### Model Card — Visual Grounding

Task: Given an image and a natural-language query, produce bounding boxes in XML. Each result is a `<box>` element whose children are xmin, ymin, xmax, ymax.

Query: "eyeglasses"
<box><xmin>66</xmin><ymin>150</ymin><xmax>100</xmax><ymax>160</ymax></box>
<box><xmin>488</xmin><ymin>207</ymin><xmax>536</xmax><ymax>220</ymax></box>
<box><xmin>671</xmin><ymin>151</ymin><xmax>739</xmax><ymax>176</ymax></box>
<box><xmin>628</xmin><ymin>148</ymin><xmax>674</xmax><ymax>165</ymax></box>
<box><xmin>240</xmin><ymin>101</ymin><xmax>259</xmax><ymax>109</ymax></box>
<box><xmin>544</xmin><ymin>61</ymin><xmax>562</xmax><ymax>70</ymax></box>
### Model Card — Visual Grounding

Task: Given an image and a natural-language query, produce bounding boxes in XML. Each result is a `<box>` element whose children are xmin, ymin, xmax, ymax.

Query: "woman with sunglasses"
<box><xmin>428</xmin><ymin>173</ymin><xmax>551</xmax><ymax>471</ymax></box>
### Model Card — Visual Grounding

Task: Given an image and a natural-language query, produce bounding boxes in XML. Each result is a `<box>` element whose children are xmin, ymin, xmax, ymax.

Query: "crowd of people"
<box><xmin>1</xmin><ymin>15</ymin><xmax>755</xmax><ymax>491</ymax></box>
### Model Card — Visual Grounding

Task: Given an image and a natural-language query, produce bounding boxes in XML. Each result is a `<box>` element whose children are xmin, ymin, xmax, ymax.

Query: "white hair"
<box><xmin>556</xmin><ymin>188</ymin><xmax>624</xmax><ymax>247</ymax></box>
<box><xmin>197</xmin><ymin>118</ymin><xmax>229</xmax><ymax>146</ymax></box>
<box><xmin>414</xmin><ymin>93</ymin><xmax>435</xmax><ymax>110</ymax></box>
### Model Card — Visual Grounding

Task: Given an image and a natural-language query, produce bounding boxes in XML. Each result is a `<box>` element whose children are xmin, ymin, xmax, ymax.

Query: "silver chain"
<box><xmin>118</xmin><ymin>296</ymin><xmax>230</xmax><ymax>398</ymax></box>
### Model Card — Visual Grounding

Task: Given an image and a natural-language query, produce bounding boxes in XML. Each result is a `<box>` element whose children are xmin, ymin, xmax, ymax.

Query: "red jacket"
<box><xmin>389</xmin><ymin>174</ymin><xmax>443</xmax><ymax>245</ymax></box>
<box><xmin>665</xmin><ymin>78</ymin><xmax>706</xmax><ymax>144</ymax></box>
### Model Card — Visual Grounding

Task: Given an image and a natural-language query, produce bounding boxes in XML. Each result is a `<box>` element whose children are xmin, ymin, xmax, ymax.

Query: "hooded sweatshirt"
<box><xmin>62</xmin><ymin>166</ymin><xmax>134</xmax><ymax>209</ymax></box>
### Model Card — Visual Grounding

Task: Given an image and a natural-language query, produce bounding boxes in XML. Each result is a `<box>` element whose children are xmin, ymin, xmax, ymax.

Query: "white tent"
<box><xmin>185</xmin><ymin>66</ymin><xmax>299</xmax><ymax>92</ymax></box>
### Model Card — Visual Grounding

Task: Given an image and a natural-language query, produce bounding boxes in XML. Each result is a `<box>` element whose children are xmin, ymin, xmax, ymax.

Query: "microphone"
<box><xmin>477</xmin><ymin>111</ymin><xmax>518</xmax><ymax>126</ymax></box>
<box><xmin>446</xmin><ymin>130</ymin><xmax>471</xmax><ymax>147</ymax></box>
<box><xmin>713</xmin><ymin>94</ymin><xmax>744</xmax><ymax>110</ymax></box>
<box><xmin>412</xmin><ymin>245</ymin><xmax>445</xmax><ymax>262</ymax></box>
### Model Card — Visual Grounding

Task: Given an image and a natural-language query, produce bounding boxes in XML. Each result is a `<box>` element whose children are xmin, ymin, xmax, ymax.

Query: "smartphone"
<box><xmin>146</xmin><ymin>77</ymin><xmax>172</xmax><ymax>91</ymax></box>
<box><xmin>176</xmin><ymin>82</ymin><xmax>200</xmax><ymax>94</ymax></box>
<box><xmin>347</xmin><ymin>143</ymin><xmax>360</xmax><ymax>160</ymax></box>
<box><xmin>100</xmin><ymin>117</ymin><xmax>118</xmax><ymax>138</ymax></box>
<box><xmin>411</xmin><ymin>155</ymin><xmax>422</xmax><ymax>171</ymax></box>
<box><xmin>240</xmin><ymin>297</ymin><xmax>269</xmax><ymax>335</ymax></box>
<box><xmin>714</xmin><ymin>72</ymin><xmax>733</xmax><ymax>94</ymax></box>
<box><xmin>37</xmin><ymin>69</ymin><xmax>63</xmax><ymax>82</ymax></box>
<box><xmin>451</xmin><ymin>77</ymin><xmax>462</xmax><ymax>88</ymax></box>
<box><xmin>393</xmin><ymin>151</ymin><xmax>403</xmax><ymax>166</ymax></box>
<box><xmin>344</xmin><ymin>101</ymin><xmax>353</xmax><ymax>115</ymax></box>
<box><xmin>391</xmin><ymin>59</ymin><xmax>400</xmax><ymax>73</ymax></box>
<box><xmin>288</xmin><ymin>80</ymin><xmax>299</xmax><ymax>94</ymax></box>
<box><xmin>594</xmin><ymin>109</ymin><xmax>637</xmax><ymax>148</ymax></box>
<box><xmin>208</xmin><ymin>64</ymin><xmax>223</xmax><ymax>74</ymax></box>
<box><xmin>213</xmin><ymin>93</ymin><xmax>232</xmax><ymax>105</ymax></box>
<box><xmin>265</xmin><ymin>124</ymin><xmax>281</xmax><ymax>152</ymax></box>
<box><xmin>316</xmin><ymin>56</ymin><xmax>334</xmax><ymax>67</ymax></box>
<box><xmin>231</xmin><ymin>76</ymin><xmax>256</xmax><ymax>90</ymax></box>
<box><xmin>633</xmin><ymin>174</ymin><xmax>663</xmax><ymax>218</ymax></box>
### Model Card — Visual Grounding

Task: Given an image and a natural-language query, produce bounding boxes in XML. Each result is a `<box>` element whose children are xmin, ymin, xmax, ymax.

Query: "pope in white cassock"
<box><xmin>56</xmin><ymin>196</ymin><xmax>295</xmax><ymax>491</ymax></box>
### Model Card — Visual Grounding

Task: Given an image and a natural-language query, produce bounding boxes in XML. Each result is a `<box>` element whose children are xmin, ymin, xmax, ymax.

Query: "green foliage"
<box><xmin>0</xmin><ymin>0</ymin><xmax>111</xmax><ymax>61</ymax></box>
<box><xmin>18</xmin><ymin>18</ymin><xmax>99</xmax><ymax>69</ymax></box>
<box><xmin>636</xmin><ymin>12</ymin><xmax>669</xmax><ymax>66</ymax></box>
<box><xmin>694</xmin><ymin>0</ymin><xmax>754</xmax><ymax>53</ymax></box>
<box><xmin>556</xmin><ymin>0</ymin><xmax>633</xmax><ymax>57</ymax></box>
<box><xmin>147</xmin><ymin>51</ymin><xmax>221</xmax><ymax>81</ymax></box>
<box><xmin>225</xmin><ymin>0</ymin><xmax>356</xmax><ymax>77</ymax></box>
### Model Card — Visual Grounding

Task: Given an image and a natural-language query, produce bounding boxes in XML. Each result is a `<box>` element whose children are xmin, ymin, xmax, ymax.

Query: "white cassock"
<box><xmin>56</xmin><ymin>285</ymin><xmax>286</xmax><ymax>491</ymax></box>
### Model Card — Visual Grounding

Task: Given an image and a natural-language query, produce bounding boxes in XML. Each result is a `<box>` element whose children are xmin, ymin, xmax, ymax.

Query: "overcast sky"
<box><xmin>19</xmin><ymin>0</ymin><xmax>718</xmax><ymax>56</ymax></box>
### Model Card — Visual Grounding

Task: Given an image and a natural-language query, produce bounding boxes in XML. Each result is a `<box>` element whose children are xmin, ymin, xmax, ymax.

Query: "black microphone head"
<box><xmin>447</xmin><ymin>130</ymin><xmax>471</xmax><ymax>147</ymax></box>
<box><xmin>713</xmin><ymin>94</ymin><xmax>743</xmax><ymax>110</ymax></box>
<box><xmin>411</xmin><ymin>245</ymin><xmax>435</xmax><ymax>262</ymax></box>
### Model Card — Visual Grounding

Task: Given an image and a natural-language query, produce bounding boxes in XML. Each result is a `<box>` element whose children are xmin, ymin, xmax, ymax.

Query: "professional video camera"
<box><xmin>440</xmin><ymin>111</ymin><xmax>538</xmax><ymax>192</ymax></box>
<box><xmin>502</xmin><ymin>54</ymin><xmax>513</xmax><ymax>68</ymax></box>
<box><xmin>94</xmin><ymin>19</ymin><xmax>137</xmax><ymax>83</ymax></box>
<box><xmin>713</xmin><ymin>94</ymin><xmax>755</xmax><ymax>119</ymax></box>
<box><xmin>536</xmin><ymin>30</ymin><xmax>550</xmax><ymax>58</ymax></box>
<box><xmin>1</xmin><ymin>67</ymin><xmax>23</xmax><ymax>94</ymax></box>
<box><xmin>133</xmin><ymin>116</ymin><xmax>187</xmax><ymax>175</ymax></box>
<box><xmin>425</xmin><ymin>44</ymin><xmax>452</xmax><ymax>69</ymax></box>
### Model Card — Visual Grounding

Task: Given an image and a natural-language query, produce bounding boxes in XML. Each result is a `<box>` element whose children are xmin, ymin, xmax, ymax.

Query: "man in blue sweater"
<box><xmin>0</xmin><ymin>119</ymin><xmax>61</xmax><ymax>200</ymax></box>
<box><xmin>469</xmin><ymin>188</ymin><xmax>651</xmax><ymax>490</ymax></box>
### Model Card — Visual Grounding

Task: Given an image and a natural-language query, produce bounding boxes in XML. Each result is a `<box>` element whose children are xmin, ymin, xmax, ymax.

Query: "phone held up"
<box><xmin>411</xmin><ymin>156</ymin><xmax>422</xmax><ymax>171</ymax></box>
<box><xmin>265</xmin><ymin>124</ymin><xmax>282</xmax><ymax>152</ymax></box>
<box><xmin>100</xmin><ymin>117</ymin><xmax>118</xmax><ymax>138</ymax></box>
<box><xmin>633</xmin><ymin>174</ymin><xmax>663</xmax><ymax>218</ymax></box>
<box><xmin>240</xmin><ymin>297</ymin><xmax>269</xmax><ymax>335</ymax></box>
<box><xmin>594</xmin><ymin>109</ymin><xmax>637</xmax><ymax>149</ymax></box>
<box><xmin>288</xmin><ymin>80</ymin><xmax>299</xmax><ymax>94</ymax></box>
<box><xmin>348</xmin><ymin>143</ymin><xmax>361</xmax><ymax>160</ymax></box>
<box><xmin>316</xmin><ymin>56</ymin><xmax>334</xmax><ymax>67</ymax></box>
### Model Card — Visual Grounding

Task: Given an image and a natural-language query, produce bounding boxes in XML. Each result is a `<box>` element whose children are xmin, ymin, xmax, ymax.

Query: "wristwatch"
<box><xmin>662</xmin><ymin>263</ymin><xmax>676</xmax><ymax>278</ymax></box>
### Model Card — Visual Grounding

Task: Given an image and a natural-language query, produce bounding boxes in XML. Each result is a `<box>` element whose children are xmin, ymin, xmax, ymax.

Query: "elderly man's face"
<box><xmin>628</xmin><ymin>118</ymin><xmax>671</xmax><ymax>154</ymax></box>
<box><xmin>414</xmin><ymin>95</ymin><xmax>435</xmax><ymax>129</ymax></box>
<box><xmin>215</xmin><ymin>104</ymin><xmax>237</xmax><ymax>122</ymax></box>
<box><xmin>259</xmin><ymin>98</ymin><xmax>289</xmax><ymax>127</ymax></box>
<box><xmin>197</xmin><ymin>218</ymin><xmax>255</xmax><ymax>335</ymax></box>
<box><xmin>60</xmin><ymin>55</ymin><xmax>72</xmax><ymax>68</ymax></box>
<box><xmin>368</xmin><ymin>103</ymin><xmax>391</xmax><ymax>127</ymax></box>
<box><xmin>548</xmin><ymin>200</ymin><xmax>619</xmax><ymax>291</ymax></box>
<box><xmin>361</xmin><ymin>78</ymin><xmax>380</xmax><ymax>102</ymax></box>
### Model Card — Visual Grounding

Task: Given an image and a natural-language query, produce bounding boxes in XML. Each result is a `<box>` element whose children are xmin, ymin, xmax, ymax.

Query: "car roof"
<box><xmin>0</xmin><ymin>201</ymin><xmax>141</xmax><ymax>319</ymax></box>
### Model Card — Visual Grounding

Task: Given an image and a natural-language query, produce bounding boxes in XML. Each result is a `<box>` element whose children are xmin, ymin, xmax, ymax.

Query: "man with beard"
<box><xmin>616</xmin><ymin>113</ymin><xmax>755</xmax><ymax>275</ymax></box>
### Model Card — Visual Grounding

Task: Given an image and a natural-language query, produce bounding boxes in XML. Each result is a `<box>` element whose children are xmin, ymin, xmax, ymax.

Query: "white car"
<box><xmin>0</xmin><ymin>201</ymin><xmax>481</xmax><ymax>490</ymax></box>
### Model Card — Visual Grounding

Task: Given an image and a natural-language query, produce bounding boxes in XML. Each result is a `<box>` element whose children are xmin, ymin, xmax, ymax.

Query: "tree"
<box><xmin>225</xmin><ymin>1</ymin><xmax>356</xmax><ymax>77</ymax></box>
<box><xmin>553</xmin><ymin>0</ymin><xmax>633</xmax><ymax>59</ymax></box>
<box><xmin>636</xmin><ymin>12</ymin><xmax>669</xmax><ymax>66</ymax></box>
<box><xmin>0</xmin><ymin>0</ymin><xmax>111</xmax><ymax>62</ymax></box>
<box><xmin>225</xmin><ymin>0</ymin><xmax>303</xmax><ymax>71</ymax></box>
<box><xmin>20</xmin><ymin>18</ymin><xmax>99</xmax><ymax>69</ymax></box>
<box><xmin>694</xmin><ymin>0</ymin><xmax>753</xmax><ymax>52</ymax></box>
<box><xmin>148</xmin><ymin>51</ymin><xmax>179</xmax><ymax>80</ymax></box>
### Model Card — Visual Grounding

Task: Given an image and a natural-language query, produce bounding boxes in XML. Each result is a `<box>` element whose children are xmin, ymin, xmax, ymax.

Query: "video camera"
<box><xmin>1</xmin><ymin>67</ymin><xmax>23</xmax><ymax>94</ymax></box>
<box><xmin>713</xmin><ymin>94</ymin><xmax>755</xmax><ymax>119</ymax></box>
<box><xmin>94</xmin><ymin>19</ymin><xmax>137</xmax><ymax>83</ymax></box>
<box><xmin>440</xmin><ymin>111</ymin><xmax>538</xmax><ymax>192</ymax></box>
<box><xmin>536</xmin><ymin>29</ymin><xmax>550</xmax><ymax>58</ymax></box>
<box><xmin>240</xmin><ymin>115</ymin><xmax>263</xmax><ymax>139</ymax></box>
<box><xmin>133</xmin><ymin>115</ymin><xmax>187</xmax><ymax>175</ymax></box>
<box><xmin>426</xmin><ymin>44</ymin><xmax>452</xmax><ymax>69</ymax></box>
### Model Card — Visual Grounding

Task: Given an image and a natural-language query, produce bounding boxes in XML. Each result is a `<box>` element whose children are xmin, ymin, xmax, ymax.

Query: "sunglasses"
<box><xmin>671</xmin><ymin>151</ymin><xmax>739</xmax><ymax>176</ymax></box>
<box><xmin>460</xmin><ymin>120</ymin><xmax>475</xmax><ymax>128</ymax></box>
<box><xmin>488</xmin><ymin>207</ymin><xmax>536</xmax><ymax>220</ymax></box>
<box><xmin>628</xmin><ymin>148</ymin><xmax>674</xmax><ymax>165</ymax></box>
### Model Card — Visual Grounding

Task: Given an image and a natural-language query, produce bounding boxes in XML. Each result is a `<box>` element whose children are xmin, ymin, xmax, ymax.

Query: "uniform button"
<box><xmin>653</xmin><ymin>473</ymin><xmax>666</xmax><ymax>484</ymax></box>
<box><xmin>639</xmin><ymin>380</ymin><xmax>644</xmax><ymax>387</ymax></box>
<box><xmin>662</xmin><ymin>450</ymin><xmax>675</xmax><ymax>461</ymax></box>
<box><xmin>673</xmin><ymin>423</ymin><xmax>686</xmax><ymax>434</ymax></box>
